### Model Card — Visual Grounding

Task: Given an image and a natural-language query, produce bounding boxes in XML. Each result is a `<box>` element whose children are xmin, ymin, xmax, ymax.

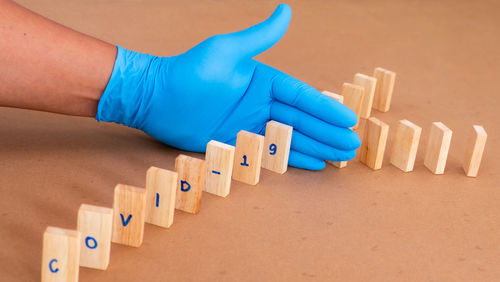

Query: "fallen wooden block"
<box><xmin>342</xmin><ymin>82</ymin><xmax>365</xmax><ymax>129</ymax></box>
<box><xmin>262</xmin><ymin>120</ymin><xmax>293</xmax><ymax>174</ymax></box>
<box><xmin>390</xmin><ymin>119</ymin><xmax>422</xmax><ymax>172</ymax></box>
<box><xmin>41</xmin><ymin>226</ymin><xmax>81</xmax><ymax>282</ymax></box>
<box><xmin>112</xmin><ymin>184</ymin><xmax>146</xmax><ymax>247</ymax></box>
<box><xmin>353</xmin><ymin>73</ymin><xmax>377</xmax><ymax>119</ymax></box>
<box><xmin>463</xmin><ymin>125</ymin><xmax>487</xmax><ymax>177</ymax></box>
<box><xmin>145</xmin><ymin>167</ymin><xmax>178</xmax><ymax>228</ymax></box>
<box><xmin>77</xmin><ymin>204</ymin><xmax>113</xmax><ymax>270</ymax></box>
<box><xmin>322</xmin><ymin>90</ymin><xmax>347</xmax><ymax>168</ymax></box>
<box><xmin>424</xmin><ymin>122</ymin><xmax>453</xmax><ymax>174</ymax></box>
<box><xmin>232</xmin><ymin>130</ymin><xmax>264</xmax><ymax>185</ymax></box>
<box><xmin>204</xmin><ymin>140</ymin><xmax>235</xmax><ymax>197</ymax></box>
<box><xmin>175</xmin><ymin>154</ymin><xmax>205</xmax><ymax>214</ymax></box>
<box><xmin>372</xmin><ymin>67</ymin><xmax>396</xmax><ymax>112</ymax></box>
<box><xmin>359</xmin><ymin>117</ymin><xmax>389</xmax><ymax>170</ymax></box>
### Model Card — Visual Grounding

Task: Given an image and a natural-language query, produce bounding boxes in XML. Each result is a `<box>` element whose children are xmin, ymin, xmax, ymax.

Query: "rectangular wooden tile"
<box><xmin>463</xmin><ymin>125</ymin><xmax>487</xmax><ymax>177</ymax></box>
<box><xmin>353</xmin><ymin>73</ymin><xmax>377</xmax><ymax>119</ymax></box>
<box><xmin>372</xmin><ymin>67</ymin><xmax>396</xmax><ymax>112</ymax></box>
<box><xmin>232</xmin><ymin>130</ymin><xmax>264</xmax><ymax>185</ymax></box>
<box><xmin>112</xmin><ymin>184</ymin><xmax>146</xmax><ymax>247</ymax></box>
<box><xmin>342</xmin><ymin>82</ymin><xmax>365</xmax><ymax>129</ymax></box>
<box><xmin>359</xmin><ymin>117</ymin><xmax>389</xmax><ymax>170</ymax></box>
<box><xmin>77</xmin><ymin>204</ymin><xmax>113</xmax><ymax>270</ymax></box>
<box><xmin>424</xmin><ymin>122</ymin><xmax>453</xmax><ymax>174</ymax></box>
<box><xmin>390</xmin><ymin>119</ymin><xmax>422</xmax><ymax>172</ymax></box>
<box><xmin>41</xmin><ymin>226</ymin><xmax>81</xmax><ymax>282</ymax></box>
<box><xmin>175</xmin><ymin>154</ymin><xmax>205</xmax><ymax>214</ymax></box>
<box><xmin>262</xmin><ymin>120</ymin><xmax>293</xmax><ymax>174</ymax></box>
<box><xmin>322</xmin><ymin>90</ymin><xmax>347</xmax><ymax>168</ymax></box>
<box><xmin>204</xmin><ymin>140</ymin><xmax>235</xmax><ymax>197</ymax></box>
<box><xmin>145</xmin><ymin>167</ymin><xmax>178</xmax><ymax>228</ymax></box>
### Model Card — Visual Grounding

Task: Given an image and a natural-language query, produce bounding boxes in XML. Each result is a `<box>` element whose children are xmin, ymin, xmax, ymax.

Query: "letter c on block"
<box><xmin>49</xmin><ymin>258</ymin><xmax>59</xmax><ymax>273</ymax></box>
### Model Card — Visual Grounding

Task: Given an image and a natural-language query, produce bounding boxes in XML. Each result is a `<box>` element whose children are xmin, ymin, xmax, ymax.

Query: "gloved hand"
<box><xmin>96</xmin><ymin>4</ymin><xmax>360</xmax><ymax>170</ymax></box>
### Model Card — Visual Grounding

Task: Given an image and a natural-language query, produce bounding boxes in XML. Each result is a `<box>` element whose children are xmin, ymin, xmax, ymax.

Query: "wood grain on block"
<box><xmin>77</xmin><ymin>204</ymin><xmax>113</xmax><ymax>270</ymax></box>
<box><xmin>424</xmin><ymin>122</ymin><xmax>453</xmax><ymax>174</ymax></box>
<box><xmin>353</xmin><ymin>73</ymin><xmax>377</xmax><ymax>119</ymax></box>
<box><xmin>112</xmin><ymin>184</ymin><xmax>146</xmax><ymax>247</ymax></box>
<box><xmin>232</xmin><ymin>130</ymin><xmax>264</xmax><ymax>185</ymax></box>
<box><xmin>390</xmin><ymin>120</ymin><xmax>422</xmax><ymax>172</ymax></box>
<box><xmin>145</xmin><ymin>167</ymin><xmax>178</xmax><ymax>228</ymax></box>
<box><xmin>41</xmin><ymin>227</ymin><xmax>81</xmax><ymax>282</ymax></box>
<box><xmin>262</xmin><ymin>121</ymin><xmax>293</xmax><ymax>174</ymax></box>
<box><xmin>342</xmin><ymin>82</ymin><xmax>365</xmax><ymax>129</ymax></box>
<box><xmin>463</xmin><ymin>125</ymin><xmax>487</xmax><ymax>177</ymax></box>
<box><xmin>359</xmin><ymin>117</ymin><xmax>389</xmax><ymax>170</ymax></box>
<box><xmin>322</xmin><ymin>90</ymin><xmax>348</xmax><ymax>168</ymax></box>
<box><xmin>175</xmin><ymin>154</ymin><xmax>205</xmax><ymax>214</ymax></box>
<box><xmin>204</xmin><ymin>141</ymin><xmax>235</xmax><ymax>197</ymax></box>
<box><xmin>372</xmin><ymin>67</ymin><xmax>396</xmax><ymax>112</ymax></box>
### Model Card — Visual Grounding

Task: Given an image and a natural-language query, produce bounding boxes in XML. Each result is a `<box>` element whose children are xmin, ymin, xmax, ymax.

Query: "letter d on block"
<box><xmin>175</xmin><ymin>154</ymin><xmax>205</xmax><ymax>214</ymax></box>
<box><xmin>41</xmin><ymin>226</ymin><xmax>81</xmax><ymax>282</ymax></box>
<box><xmin>112</xmin><ymin>184</ymin><xmax>146</xmax><ymax>247</ymax></box>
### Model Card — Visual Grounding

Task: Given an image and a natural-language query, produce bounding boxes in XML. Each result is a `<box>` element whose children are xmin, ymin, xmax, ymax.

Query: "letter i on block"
<box><xmin>353</xmin><ymin>73</ymin><xmax>377</xmax><ymax>119</ymax></box>
<box><xmin>341</xmin><ymin>83</ymin><xmax>365</xmax><ymax>129</ymax></box>
<box><xmin>424</xmin><ymin>122</ymin><xmax>452</xmax><ymax>174</ymax></box>
<box><xmin>463</xmin><ymin>125</ymin><xmax>487</xmax><ymax>177</ymax></box>
<box><xmin>145</xmin><ymin>167</ymin><xmax>178</xmax><ymax>228</ymax></box>
<box><xmin>112</xmin><ymin>184</ymin><xmax>146</xmax><ymax>247</ymax></box>
<box><xmin>232</xmin><ymin>130</ymin><xmax>264</xmax><ymax>185</ymax></box>
<box><xmin>175</xmin><ymin>155</ymin><xmax>205</xmax><ymax>214</ymax></box>
<box><xmin>204</xmin><ymin>141</ymin><xmax>235</xmax><ymax>197</ymax></box>
<box><xmin>41</xmin><ymin>227</ymin><xmax>81</xmax><ymax>282</ymax></box>
<box><xmin>322</xmin><ymin>90</ymin><xmax>347</xmax><ymax>168</ymax></box>
<box><xmin>372</xmin><ymin>67</ymin><xmax>396</xmax><ymax>112</ymax></box>
<box><xmin>359</xmin><ymin>117</ymin><xmax>389</xmax><ymax>170</ymax></box>
<box><xmin>77</xmin><ymin>204</ymin><xmax>113</xmax><ymax>270</ymax></box>
<box><xmin>390</xmin><ymin>120</ymin><xmax>422</xmax><ymax>172</ymax></box>
<box><xmin>261</xmin><ymin>121</ymin><xmax>293</xmax><ymax>174</ymax></box>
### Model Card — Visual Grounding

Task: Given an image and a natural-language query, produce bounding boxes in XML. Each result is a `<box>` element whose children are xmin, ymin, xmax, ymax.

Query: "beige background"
<box><xmin>1</xmin><ymin>0</ymin><xmax>499</xmax><ymax>281</ymax></box>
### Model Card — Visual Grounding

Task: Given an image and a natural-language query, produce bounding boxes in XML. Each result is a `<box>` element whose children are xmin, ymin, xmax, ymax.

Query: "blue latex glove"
<box><xmin>96</xmin><ymin>4</ymin><xmax>360</xmax><ymax>170</ymax></box>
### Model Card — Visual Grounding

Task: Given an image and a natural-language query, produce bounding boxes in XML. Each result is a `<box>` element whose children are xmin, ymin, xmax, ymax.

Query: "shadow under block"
<box><xmin>77</xmin><ymin>204</ymin><xmax>113</xmax><ymax>270</ymax></box>
<box><xmin>145</xmin><ymin>167</ymin><xmax>178</xmax><ymax>228</ymax></box>
<box><xmin>322</xmin><ymin>90</ymin><xmax>347</xmax><ymax>168</ymax></box>
<box><xmin>232</xmin><ymin>130</ymin><xmax>264</xmax><ymax>185</ymax></box>
<box><xmin>341</xmin><ymin>82</ymin><xmax>365</xmax><ymax>129</ymax></box>
<box><xmin>353</xmin><ymin>73</ymin><xmax>377</xmax><ymax>119</ymax></box>
<box><xmin>424</xmin><ymin>122</ymin><xmax>453</xmax><ymax>174</ymax></box>
<box><xmin>390</xmin><ymin>119</ymin><xmax>422</xmax><ymax>172</ymax></box>
<box><xmin>372</xmin><ymin>67</ymin><xmax>396</xmax><ymax>112</ymax></box>
<box><xmin>359</xmin><ymin>117</ymin><xmax>389</xmax><ymax>170</ymax></box>
<box><xmin>204</xmin><ymin>140</ymin><xmax>235</xmax><ymax>197</ymax></box>
<box><xmin>41</xmin><ymin>227</ymin><xmax>81</xmax><ymax>282</ymax></box>
<box><xmin>262</xmin><ymin>120</ymin><xmax>293</xmax><ymax>174</ymax></box>
<box><xmin>175</xmin><ymin>154</ymin><xmax>205</xmax><ymax>214</ymax></box>
<box><xmin>112</xmin><ymin>184</ymin><xmax>147</xmax><ymax>247</ymax></box>
<box><xmin>463</xmin><ymin>125</ymin><xmax>487</xmax><ymax>177</ymax></box>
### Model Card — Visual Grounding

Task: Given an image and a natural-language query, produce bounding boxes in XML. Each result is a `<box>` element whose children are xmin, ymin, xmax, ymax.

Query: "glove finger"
<box><xmin>288</xmin><ymin>149</ymin><xmax>325</xmax><ymax>170</ymax></box>
<box><xmin>291</xmin><ymin>130</ymin><xmax>356</xmax><ymax>161</ymax></box>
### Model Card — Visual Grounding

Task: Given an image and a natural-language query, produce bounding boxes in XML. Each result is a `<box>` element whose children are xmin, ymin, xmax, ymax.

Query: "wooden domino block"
<box><xmin>359</xmin><ymin>117</ymin><xmax>389</xmax><ymax>170</ymax></box>
<box><xmin>175</xmin><ymin>154</ymin><xmax>205</xmax><ymax>214</ymax></box>
<box><xmin>232</xmin><ymin>130</ymin><xmax>264</xmax><ymax>185</ymax></box>
<box><xmin>372</xmin><ymin>67</ymin><xmax>396</xmax><ymax>112</ymax></box>
<box><xmin>390</xmin><ymin>120</ymin><xmax>422</xmax><ymax>172</ymax></box>
<box><xmin>204</xmin><ymin>141</ymin><xmax>235</xmax><ymax>197</ymax></box>
<box><xmin>341</xmin><ymin>83</ymin><xmax>365</xmax><ymax>129</ymax></box>
<box><xmin>463</xmin><ymin>125</ymin><xmax>487</xmax><ymax>177</ymax></box>
<box><xmin>262</xmin><ymin>121</ymin><xmax>293</xmax><ymax>174</ymax></box>
<box><xmin>112</xmin><ymin>184</ymin><xmax>146</xmax><ymax>247</ymax></box>
<box><xmin>77</xmin><ymin>204</ymin><xmax>113</xmax><ymax>270</ymax></box>
<box><xmin>424</xmin><ymin>122</ymin><xmax>453</xmax><ymax>174</ymax></box>
<box><xmin>41</xmin><ymin>227</ymin><xmax>81</xmax><ymax>282</ymax></box>
<box><xmin>322</xmin><ymin>90</ymin><xmax>347</xmax><ymax>168</ymax></box>
<box><xmin>145</xmin><ymin>167</ymin><xmax>178</xmax><ymax>228</ymax></box>
<box><xmin>353</xmin><ymin>73</ymin><xmax>377</xmax><ymax>119</ymax></box>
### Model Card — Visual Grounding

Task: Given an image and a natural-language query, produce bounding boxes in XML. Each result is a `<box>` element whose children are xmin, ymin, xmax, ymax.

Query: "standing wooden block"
<box><xmin>204</xmin><ymin>141</ymin><xmax>235</xmax><ymax>197</ymax></box>
<box><xmin>112</xmin><ymin>184</ymin><xmax>146</xmax><ymax>247</ymax></box>
<box><xmin>262</xmin><ymin>121</ymin><xmax>293</xmax><ymax>174</ymax></box>
<box><xmin>41</xmin><ymin>227</ymin><xmax>81</xmax><ymax>282</ymax></box>
<box><xmin>390</xmin><ymin>120</ymin><xmax>422</xmax><ymax>172</ymax></box>
<box><xmin>175</xmin><ymin>155</ymin><xmax>205</xmax><ymax>214</ymax></box>
<box><xmin>341</xmin><ymin>83</ymin><xmax>365</xmax><ymax>129</ymax></box>
<box><xmin>463</xmin><ymin>125</ymin><xmax>487</xmax><ymax>177</ymax></box>
<box><xmin>232</xmin><ymin>130</ymin><xmax>264</xmax><ymax>185</ymax></box>
<box><xmin>77</xmin><ymin>204</ymin><xmax>113</xmax><ymax>270</ymax></box>
<box><xmin>424</xmin><ymin>122</ymin><xmax>453</xmax><ymax>174</ymax></box>
<box><xmin>322</xmin><ymin>90</ymin><xmax>347</xmax><ymax>168</ymax></box>
<box><xmin>372</xmin><ymin>67</ymin><xmax>396</xmax><ymax>112</ymax></box>
<box><xmin>353</xmin><ymin>73</ymin><xmax>377</xmax><ymax>119</ymax></box>
<box><xmin>359</xmin><ymin>117</ymin><xmax>389</xmax><ymax>170</ymax></box>
<box><xmin>145</xmin><ymin>167</ymin><xmax>178</xmax><ymax>228</ymax></box>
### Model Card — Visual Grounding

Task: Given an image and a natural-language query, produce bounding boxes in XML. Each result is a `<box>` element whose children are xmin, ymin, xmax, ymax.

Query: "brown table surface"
<box><xmin>1</xmin><ymin>0</ymin><xmax>499</xmax><ymax>281</ymax></box>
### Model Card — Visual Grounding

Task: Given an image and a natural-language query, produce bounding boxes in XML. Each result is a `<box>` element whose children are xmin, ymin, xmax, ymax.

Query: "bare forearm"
<box><xmin>0</xmin><ymin>0</ymin><xmax>116</xmax><ymax>116</ymax></box>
